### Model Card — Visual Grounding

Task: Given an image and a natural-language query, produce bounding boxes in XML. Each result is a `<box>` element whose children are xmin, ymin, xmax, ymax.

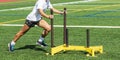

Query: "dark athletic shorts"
<box><xmin>25</xmin><ymin>20</ymin><xmax>40</xmax><ymax>27</ymax></box>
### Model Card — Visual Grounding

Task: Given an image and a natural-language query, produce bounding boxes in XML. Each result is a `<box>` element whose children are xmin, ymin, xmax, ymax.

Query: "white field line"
<box><xmin>0</xmin><ymin>24</ymin><xmax>120</xmax><ymax>28</ymax></box>
<box><xmin>0</xmin><ymin>0</ymin><xmax>98</xmax><ymax>12</ymax></box>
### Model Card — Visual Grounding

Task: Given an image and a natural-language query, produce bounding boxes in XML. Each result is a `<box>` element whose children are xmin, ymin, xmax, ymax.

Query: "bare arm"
<box><xmin>51</xmin><ymin>8</ymin><xmax>63</xmax><ymax>14</ymax></box>
<box><xmin>38</xmin><ymin>9</ymin><xmax>50</xmax><ymax>19</ymax></box>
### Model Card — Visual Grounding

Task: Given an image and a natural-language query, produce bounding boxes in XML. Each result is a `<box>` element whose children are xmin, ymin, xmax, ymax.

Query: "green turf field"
<box><xmin>0</xmin><ymin>0</ymin><xmax>120</xmax><ymax>60</ymax></box>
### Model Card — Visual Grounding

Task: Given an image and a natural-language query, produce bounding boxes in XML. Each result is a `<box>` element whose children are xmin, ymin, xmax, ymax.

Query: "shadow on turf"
<box><xmin>15</xmin><ymin>45</ymin><xmax>48</xmax><ymax>53</ymax></box>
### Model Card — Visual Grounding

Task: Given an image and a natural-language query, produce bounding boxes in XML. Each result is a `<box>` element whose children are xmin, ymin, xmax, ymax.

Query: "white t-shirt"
<box><xmin>26</xmin><ymin>0</ymin><xmax>53</xmax><ymax>21</ymax></box>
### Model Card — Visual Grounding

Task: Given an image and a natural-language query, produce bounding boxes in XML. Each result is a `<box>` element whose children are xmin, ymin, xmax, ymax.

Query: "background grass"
<box><xmin>0</xmin><ymin>0</ymin><xmax>120</xmax><ymax>60</ymax></box>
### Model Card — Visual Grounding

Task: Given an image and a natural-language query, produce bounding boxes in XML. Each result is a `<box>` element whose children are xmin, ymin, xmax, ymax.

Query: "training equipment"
<box><xmin>50</xmin><ymin>8</ymin><xmax>103</xmax><ymax>57</ymax></box>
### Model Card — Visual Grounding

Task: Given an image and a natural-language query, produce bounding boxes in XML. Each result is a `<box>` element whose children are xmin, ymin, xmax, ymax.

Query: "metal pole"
<box><xmin>63</xmin><ymin>8</ymin><xmax>67</xmax><ymax>45</ymax></box>
<box><xmin>50</xmin><ymin>9</ymin><xmax>54</xmax><ymax>47</ymax></box>
<box><xmin>86</xmin><ymin>29</ymin><xmax>90</xmax><ymax>48</ymax></box>
<box><xmin>66</xmin><ymin>29</ymin><xmax>69</xmax><ymax>47</ymax></box>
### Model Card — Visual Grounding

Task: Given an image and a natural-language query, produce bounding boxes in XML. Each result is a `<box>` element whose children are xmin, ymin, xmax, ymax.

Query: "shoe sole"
<box><xmin>8</xmin><ymin>43</ymin><xmax>13</xmax><ymax>52</ymax></box>
<box><xmin>36</xmin><ymin>42</ymin><xmax>45</xmax><ymax>47</ymax></box>
<box><xmin>8</xmin><ymin>43</ymin><xmax>11</xmax><ymax>52</ymax></box>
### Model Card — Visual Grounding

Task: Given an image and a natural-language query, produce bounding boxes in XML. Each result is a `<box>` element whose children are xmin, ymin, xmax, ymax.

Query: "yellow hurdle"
<box><xmin>50</xmin><ymin>8</ymin><xmax>103</xmax><ymax>57</ymax></box>
<box><xmin>51</xmin><ymin>44</ymin><xmax>103</xmax><ymax>57</ymax></box>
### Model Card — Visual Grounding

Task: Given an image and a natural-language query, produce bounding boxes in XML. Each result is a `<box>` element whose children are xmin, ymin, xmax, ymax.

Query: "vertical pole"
<box><xmin>86</xmin><ymin>29</ymin><xmax>90</xmax><ymax>48</ymax></box>
<box><xmin>63</xmin><ymin>8</ymin><xmax>67</xmax><ymax>45</ymax></box>
<box><xmin>66</xmin><ymin>29</ymin><xmax>69</xmax><ymax>47</ymax></box>
<box><xmin>50</xmin><ymin>9</ymin><xmax>54</xmax><ymax>47</ymax></box>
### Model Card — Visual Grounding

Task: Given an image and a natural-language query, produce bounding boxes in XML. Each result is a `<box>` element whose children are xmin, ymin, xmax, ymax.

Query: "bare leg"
<box><xmin>37</xmin><ymin>20</ymin><xmax>51</xmax><ymax>38</ymax></box>
<box><xmin>13</xmin><ymin>24</ymin><xmax>30</xmax><ymax>42</ymax></box>
<box><xmin>8</xmin><ymin>24</ymin><xmax>30</xmax><ymax>52</ymax></box>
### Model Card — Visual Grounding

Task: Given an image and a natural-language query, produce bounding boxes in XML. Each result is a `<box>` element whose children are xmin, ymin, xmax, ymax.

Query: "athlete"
<box><xmin>8</xmin><ymin>0</ymin><xmax>63</xmax><ymax>52</ymax></box>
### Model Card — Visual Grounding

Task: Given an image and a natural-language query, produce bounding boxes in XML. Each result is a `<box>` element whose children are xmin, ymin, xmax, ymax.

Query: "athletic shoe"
<box><xmin>36</xmin><ymin>41</ymin><xmax>48</xmax><ymax>47</ymax></box>
<box><xmin>8</xmin><ymin>43</ymin><xmax>14</xmax><ymax>52</ymax></box>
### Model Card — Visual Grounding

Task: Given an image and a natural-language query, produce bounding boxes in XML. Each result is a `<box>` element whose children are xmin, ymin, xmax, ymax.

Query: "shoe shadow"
<box><xmin>15</xmin><ymin>45</ymin><xmax>48</xmax><ymax>53</ymax></box>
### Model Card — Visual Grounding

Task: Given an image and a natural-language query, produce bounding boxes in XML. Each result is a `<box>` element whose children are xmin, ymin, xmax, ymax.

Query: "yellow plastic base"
<box><xmin>51</xmin><ymin>44</ymin><xmax>103</xmax><ymax>56</ymax></box>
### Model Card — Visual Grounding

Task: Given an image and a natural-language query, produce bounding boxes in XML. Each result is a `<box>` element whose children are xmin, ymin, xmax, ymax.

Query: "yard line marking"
<box><xmin>0</xmin><ymin>19</ymin><xmax>24</xmax><ymax>24</ymax></box>
<box><xmin>1</xmin><ymin>24</ymin><xmax>120</xmax><ymax>28</ymax></box>
<box><xmin>2</xmin><ymin>4</ymin><xmax>119</xmax><ymax>24</ymax></box>
<box><xmin>0</xmin><ymin>13</ymin><xmax>61</xmax><ymax>24</ymax></box>
<box><xmin>70</xmin><ymin>4</ymin><xmax>120</xmax><ymax>13</ymax></box>
<box><xmin>0</xmin><ymin>0</ymin><xmax>97</xmax><ymax>24</ymax></box>
<box><xmin>0</xmin><ymin>0</ymin><xmax>97</xmax><ymax>12</ymax></box>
